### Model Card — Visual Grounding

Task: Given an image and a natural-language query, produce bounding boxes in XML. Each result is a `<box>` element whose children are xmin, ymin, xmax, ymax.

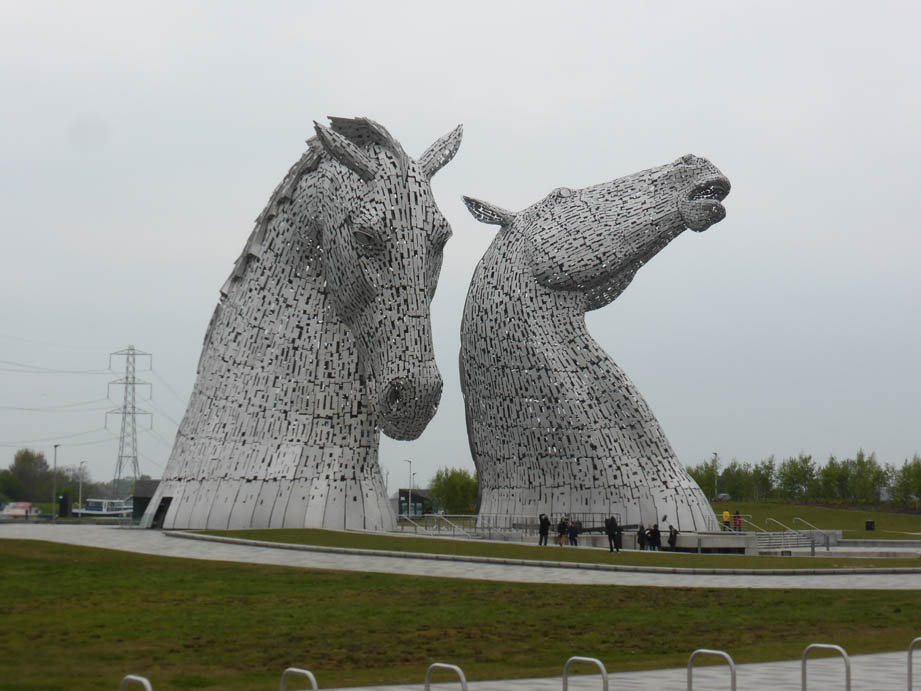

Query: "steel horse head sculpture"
<box><xmin>460</xmin><ymin>154</ymin><xmax>730</xmax><ymax>531</ymax></box>
<box><xmin>143</xmin><ymin>117</ymin><xmax>462</xmax><ymax>531</ymax></box>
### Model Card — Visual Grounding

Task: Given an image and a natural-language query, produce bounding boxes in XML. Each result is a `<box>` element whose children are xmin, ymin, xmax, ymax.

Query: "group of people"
<box><xmin>721</xmin><ymin>509</ymin><xmax>743</xmax><ymax>532</ymax></box>
<box><xmin>537</xmin><ymin>514</ymin><xmax>678</xmax><ymax>552</ymax></box>
<box><xmin>636</xmin><ymin>523</ymin><xmax>679</xmax><ymax>551</ymax></box>
<box><xmin>537</xmin><ymin>513</ymin><xmax>582</xmax><ymax>546</ymax></box>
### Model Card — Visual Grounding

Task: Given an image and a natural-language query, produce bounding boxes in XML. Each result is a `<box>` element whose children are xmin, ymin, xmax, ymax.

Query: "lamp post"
<box><xmin>403</xmin><ymin>459</ymin><xmax>412</xmax><ymax>517</ymax></box>
<box><xmin>78</xmin><ymin>461</ymin><xmax>87</xmax><ymax>513</ymax></box>
<box><xmin>52</xmin><ymin>444</ymin><xmax>60</xmax><ymax>523</ymax></box>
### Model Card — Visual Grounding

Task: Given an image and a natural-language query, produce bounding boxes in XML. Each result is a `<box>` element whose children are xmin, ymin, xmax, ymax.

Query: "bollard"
<box><xmin>424</xmin><ymin>662</ymin><xmax>467</xmax><ymax>691</ymax></box>
<box><xmin>562</xmin><ymin>656</ymin><xmax>609</xmax><ymax>691</ymax></box>
<box><xmin>909</xmin><ymin>637</ymin><xmax>921</xmax><ymax>690</ymax></box>
<box><xmin>687</xmin><ymin>649</ymin><xmax>736</xmax><ymax>691</ymax></box>
<box><xmin>120</xmin><ymin>675</ymin><xmax>153</xmax><ymax>691</ymax></box>
<box><xmin>801</xmin><ymin>643</ymin><xmax>850</xmax><ymax>690</ymax></box>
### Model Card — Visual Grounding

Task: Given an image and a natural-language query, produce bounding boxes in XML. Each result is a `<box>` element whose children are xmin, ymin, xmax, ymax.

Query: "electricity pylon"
<box><xmin>107</xmin><ymin>345</ymin><xmax>151</xmax><ymax>497</ymax></box>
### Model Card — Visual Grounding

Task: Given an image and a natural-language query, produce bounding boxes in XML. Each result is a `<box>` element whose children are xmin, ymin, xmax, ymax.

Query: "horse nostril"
<box><xmin>383</xmin><ymin>380</ymin><xmax>410</xmax><ymax>415</ymax></box>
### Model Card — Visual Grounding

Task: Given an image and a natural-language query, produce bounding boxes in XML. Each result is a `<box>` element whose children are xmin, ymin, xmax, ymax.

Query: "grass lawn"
<box><xmin>709</xmin><ymin>501</ymin><xmax>921</xmax><ymax>539</ymax></box>
<box><xmin>2</xmin><ymin>540</ymin><xmax>921</xmax><ymax>690</ymax></box>
<box><xmin>203</xmin><ymin>529</ymin><xmax>921</xmax><ymax>570</ymax></box>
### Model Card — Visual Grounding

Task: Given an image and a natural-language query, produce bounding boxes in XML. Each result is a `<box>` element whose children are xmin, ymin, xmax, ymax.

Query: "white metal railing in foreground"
<box><xmin>687</xmin><ymin>649</ymin><xmax>736</xmax><ymax>691</ymax></box>
<box><xmin>424</xmin><ymin>662</ymin><xmax>467</xmax><ymax>691</ymax></box>
<box><xmin>280</xmin><ymin>667</ymin><xmax>318</xmax><ymax>691</ymax></box>
<box><xmin>562</xmin><ymin>656</ymin><xmax>609</xmax><ymax>691</ymax></box>
<box><xmin>910</xmin><ymin>637</ymin><xmax>921</xmax><ymax>690</ymax></box>
<box><xmin>801</xmin><ymin>643</ymin><xmax>850</xmax><ymax>690</ymax></box>
<box><xmin>120</xmin><ymin>675</ymin><xmax>152</xmax><ymax>691</ymax></box>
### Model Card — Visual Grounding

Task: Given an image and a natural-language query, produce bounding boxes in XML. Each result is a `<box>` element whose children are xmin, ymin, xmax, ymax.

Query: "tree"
<box><xmin>687</xmin><ymin>453</ymin><xmax>720</xmax><ymax>499</ymax></box>
<box><xmin>428</xmin><ymin>467</ymin><xmax>478</xmax><ymax>514</ymax></box>
<box><xmin>752</xmin><ymin>457</ymin><xmax>776</xmax><ymax>500</ymax></box>
<box><xmin>0</xmin><ymin>468</ymin><xmax>24</xmax><ymax>501</ymax></box>
<box><xmin>777</xmin><ymin>454</ymin><xmax>816</xmax><ymax>500</ymax></box>
<box><xmin>9</xmin><ymin>449</ymin><xmax>50</xmax><ymax>502</ymax></box>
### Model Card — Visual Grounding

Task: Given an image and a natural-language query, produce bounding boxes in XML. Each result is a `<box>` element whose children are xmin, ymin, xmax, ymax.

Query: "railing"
<box><xmin>562</xmin><ymin>656</ymin><xmax>609</xmax><ymax>691</ymax></box>
<box><xmin>767</xmin><ymin>518</ymin><xmax>815</xmax><ymax>555</ymax></box>
<box><xmin>740</xmin><ymin>517</ymin><xmax>768</xmax><ymax>533</ymax></box>
<box><xmin>280</xmin><ymin>667</ymin><xmax>318</xmax><ymax>691</ymax></box>
<box><xmin>120</xmin><ymin>675</ymin><xmax>153</xmax><ymax>691</ymax></box>
<box><xmin>424</xmin><ymin>662</ymin><xmax>467</xmax><ymax>691</ymax></box>
<box><xmin>794</xmin><ymin>517</ymin><xmax>831</xmax><ymax>551</ymax></box>
<box><xmin>801</xmin><ymin>643</ymin><xmax>850</xmax><ymax>690</ymax></box>
<box><xmin>910</xmin><ymin>637</ymin><xmax>921</xmax><ymax>690</ymax></box>
<box><xmin>687</xmin><ymin>649</ymin><xmax>736</xmax><ymax>691</ymax></box>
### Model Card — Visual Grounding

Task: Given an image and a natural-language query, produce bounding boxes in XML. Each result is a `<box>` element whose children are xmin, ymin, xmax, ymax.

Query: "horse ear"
<box><xmin>462</xmin><ymin>196</ymin><xmax>516</xmax><ymax>227</ymax></box>
<box><xmin>419</xmin><ymin>125</ymin><xmax>463</xmax><ymax>179</ymax></box>
<box><xmin>313</xmin><ymin>121</ymin><xmax>378</xmax><ymax>181</ymax></box>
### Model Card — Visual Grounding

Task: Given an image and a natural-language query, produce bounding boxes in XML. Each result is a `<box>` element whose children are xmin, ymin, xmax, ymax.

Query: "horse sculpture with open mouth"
<box><xmin>461</xmin><ymin>154</ymin><xmax>730</xmax><ymax>531</ymax></box>
<box><xmin>143</xmin><ymin>116</ymin><xmax>462</xmax><ymax>531</ymax></box>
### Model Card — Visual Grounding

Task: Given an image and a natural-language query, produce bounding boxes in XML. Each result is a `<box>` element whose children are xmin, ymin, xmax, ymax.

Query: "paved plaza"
<box><xmin>2</xmin><ymin>523</ymin><xmax>920</xmax><ymax>590</ymax></box>
<box><xmin>3</xmin><ymin>524</ymin><xmax>920</xmax><ymax>689</ymax></box>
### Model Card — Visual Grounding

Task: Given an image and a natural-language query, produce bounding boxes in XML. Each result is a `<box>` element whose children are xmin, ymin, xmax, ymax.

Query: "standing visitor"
<box><xmin>722</xmin><ymin>508</ymin><xmax>731</xmax><ymax>531</ymax></box>
<box><xmin>557</xmin><ymin>516</ymin><xmax>568</xmax><ymax>546</ymax></box>
<box><xmin>637</xmin><ymin>523</ymin><xmax>647</xmax><ymax>551</ymax></box>
<box><xmin>668</xmin><ymin>525</ymin><xmax>679</xmax><ymax>551</ymax></box>
<box><xmin>538</xmin><ymin>513</ymin><xmax>551</xmax><ymax>546</ymax></box>
<box><xmin>733</xmin><ymin>510</ymin><xmax>742</xmax><ymax>532</ymax></box>
<box><xmin>568</xmin><ymin>519</ymin><xmax>579</xmax><ymax>546</ymax></box>
<box><xmin>604</xmin><ymin>516</ymin><xmax>620</xmax><ymax>553</ymax></box>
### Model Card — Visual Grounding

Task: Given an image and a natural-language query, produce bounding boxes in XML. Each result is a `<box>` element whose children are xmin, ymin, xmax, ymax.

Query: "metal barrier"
<box><xmin>280</xmin><ymin>667</ymin><xmax>318</xmax><ymax>691</ymax></box>
<box><xmin>687</xmin><ymin>649</ymin><xmax>736</xmax><ymax>690</ymax></box>
<box><xmin>120</xmin><ymin>675</ymin><xmax>153</xmax><ymax>691</ymax></box>
<box><xmin>793</xmin><ymin>517</ymin><xmax>831</xmax><ymax>551</ymax></box>
<box><xmin>424</xmin><ymin>662</ymin><xmax>467</xmax><ymax>691</ymax></box>
<box><xmin>910</xmin><ymin>637</ymin><xmax>921</xmax><ymax>690</ymax></box>
<box><xmin>562</xmin><ymin>656</ymin><xmax>609</xmax><ymax>691</ymax></box>
<box><xmin>767</xmin><ymin>518</ymin><xmax>815</xmax><ymax>555</ymax></box>
<box><xmin>801</xmin><ymin>643</ymin><xmax>850</xmax><ymax>690</ymax></box>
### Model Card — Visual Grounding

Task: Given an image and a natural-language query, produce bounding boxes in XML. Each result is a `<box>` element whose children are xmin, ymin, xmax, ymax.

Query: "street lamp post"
<box><xmin>78</xmin><ymin>461</ymin><xmax>87</xmax><ymax>513</ymax></box>
<box><xmin>403</xmin><ymin>459</ymin><xmax>412</xmax><ymax>517</ymax></box>
<box><xmin>52</xmin><ymin>444</ymin><xmax>60</xmax><ymax>523</ymax></box>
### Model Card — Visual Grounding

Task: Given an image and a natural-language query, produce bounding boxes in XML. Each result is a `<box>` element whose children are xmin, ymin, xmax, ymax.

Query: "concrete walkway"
<box><xmin>3</xmin><ymin>523</ymin><xmax>920</xmax><ymax>590</ymax></box>
<box><xmin>331</xmin><ymin>650</ymin><xmax>915</xmax><ymax>690</ymax></box>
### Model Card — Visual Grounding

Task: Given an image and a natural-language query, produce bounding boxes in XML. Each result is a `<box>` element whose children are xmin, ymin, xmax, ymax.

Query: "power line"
<box><xmin>150</xmin><ymin>368</ymin><xmax>189</xmax><ymax>407</ymax></box>
<box><xmin>147</xmin><ymin>397</ymin><xmax>182</xmax><ymax>428</ymax></box>
<box><xmin>0</xmin><ymin>427</ymin><xmax>109</xmax><ymax>447</ymax></box>
<box><xmin>0</xmin><ymin>358</ymin><xmax>112</xmax><ymax>375</ymax></box>
<box><xmin>0</xmin><ymin>404</ymin><xmax>111</xmax><ymax>413</ymax></box>
<box><xmin>0</xmin><ymin>397</ymin><xmax>110</xmax><ymax>411</ymax></box>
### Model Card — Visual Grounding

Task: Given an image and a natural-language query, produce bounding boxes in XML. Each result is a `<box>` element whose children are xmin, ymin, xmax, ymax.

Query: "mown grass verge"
<box><xmin>202</xmin><ymin>529</ymin><xmax>921</xmax><ymax>570</ymax></box>
<box><xmin>2</xmin><ymin>539</ymin><xmax>921</xmax><ymax>690</ymax></box>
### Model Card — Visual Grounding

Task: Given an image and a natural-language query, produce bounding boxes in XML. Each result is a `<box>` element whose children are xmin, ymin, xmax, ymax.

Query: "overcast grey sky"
<box><xmin>2</xmin><ymin>1</ymin><xmax>919</xmax><ymax>493</ymax></box>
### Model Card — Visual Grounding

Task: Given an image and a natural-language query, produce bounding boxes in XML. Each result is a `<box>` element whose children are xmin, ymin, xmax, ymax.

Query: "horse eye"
<box><xmin>352</xmin><ymin>227</ymin><xmax>382</xmax><ymax>253</ymax></box>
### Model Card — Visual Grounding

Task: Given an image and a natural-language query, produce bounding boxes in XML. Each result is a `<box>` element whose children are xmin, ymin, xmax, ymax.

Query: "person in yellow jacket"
<box><xmin>722</xmin><ymin>509</ymin><xmax>731</xmax><ymax>531</ymax></box>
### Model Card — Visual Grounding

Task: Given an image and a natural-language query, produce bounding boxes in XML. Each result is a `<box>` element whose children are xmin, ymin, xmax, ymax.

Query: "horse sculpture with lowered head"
<box><xmin>460</xmin><ymin>154</ymin><xmax>730</xmax><ymax>532</ymax></box>
<box><xmin>143</xmin><ymin>117</ymin><xmax>462</xmax><ymax>531</ymax></box>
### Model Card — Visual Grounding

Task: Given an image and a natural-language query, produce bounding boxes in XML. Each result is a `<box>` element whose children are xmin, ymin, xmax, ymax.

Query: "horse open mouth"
<box><xmin>681</xmin><ymin>176</ymin><xmax>731</xmax><ymax>231</ymax></box>
<box><xmin>688</xmin><ymin>177</ymin><xmax>731</xmax><ymax>203</ymax></box>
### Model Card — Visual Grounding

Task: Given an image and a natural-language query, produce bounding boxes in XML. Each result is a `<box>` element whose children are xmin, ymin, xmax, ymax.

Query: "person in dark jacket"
<box><xmin>557</xmin><ymin>517</ymin><xmax>568</xmax><ymax>546</ymax></box>
<box><xmin>567</xmin><ymin>519</ymin><xmax>579</xmax><ymax>546</ymax></box>
<box><xmin>637</xmin><ymin>523</ymin><xmax>646</xmax><ymax>551</ymax></box>
<box><xmin>538</xmin><ymin>513</ymin><xmax>551</xmax><ymax>546</ymax></box>
<box><xmin>604</xmin><ymin>516</ymin><xmax>620</xmax><ymax>552</ymax></box>
<box><xmin>650</xmin><ymin>523</ymin><xmax>661</xmax><ymax>551</ymax></box>
<box><xmin>667</xmin><ymin>525</ymin><xmax>678</xmax><ymax>551</ymax></box>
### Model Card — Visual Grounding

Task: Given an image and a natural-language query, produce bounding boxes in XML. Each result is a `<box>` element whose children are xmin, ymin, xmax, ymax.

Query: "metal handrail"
<box><xmin>424</xmin><ymin>662</ymin><xmax>468</xmax><ymax>691</ymax></box>
<box><xmin>794</xmin><ymin>517</ymin><xmax>831</xmax><ymax>551</ymax></box>
<box><xmin>767</xmin><ymin>518</ymin><xmax>815</xmax><ymax>555</ymax></box>
<box><xmin>687</xmin><ymin>648</ymin><xmax>736</xmax><ymax>690</ymax></box>
<box><xmin>910</xmin><ymin>637</ymin><xmax>921</xmax><ymax>690</ymax></box>
<box><xmin>740</xmin><ymin>517</ymin><xmax>768</xmax><ymax>533</ymax></box>
<box><xmin>801</xmin><ymin>643</ymin><xmax>850</xmax><ymax>690</ymax></box>
<box><xmin>398</xmin><ymin>514</ymin><xmax>424</xmax><ymax>533</ymax></box>
<box><xmin>120</xmin><ymin>675</ymin><xmax>153</xmax><ymax>691</ymax></box>
<box><xmin>562</xmin><ymin>656</ymin><xmax>609</xmax><ymax>691</ymax></box>
<box><xmin>434</xmin><ymin>514</ymin><xmax>475</xmax><ymax>538</ymax></box>
<box><xmin>280</xmin><ymin>667</ymin><xmax>318</xmax><ymax>691</ymax></box>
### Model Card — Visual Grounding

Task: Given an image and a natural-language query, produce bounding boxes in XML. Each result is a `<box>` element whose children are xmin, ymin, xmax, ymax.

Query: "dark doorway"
<box><xmin>151</xmin><ymin>497</ymin><xmax>172</xmax><ymax>529</ymax></box>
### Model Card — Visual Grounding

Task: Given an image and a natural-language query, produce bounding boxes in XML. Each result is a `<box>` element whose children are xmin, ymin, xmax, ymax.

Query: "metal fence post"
<box><xmin>424</xmin><ymin>662</ymin><xmax>468</xmax><ymax>691</ymax></box>
<box><xmin>687</xmin><ymin>649</ymin><xmax>736</xmax><ymax>691</ymax></box>
<box><xmin>909</xmin><ymin>637</ymin><xmax>921</xmax><ymax>690</ymax></box>
<box><xmin>801</xmin><ymin>643</ymin><xmax>850</xmax><ymax>690</ymax></box>
<box><xmin>562</xmin><ymin>656</ymin><xmax>609</xmax><ymax>691</ymax></box>
<box><xmin>119</xmin><ymin>675</ymin><xmax>153</xmax><ymax>691</ymax></box>
<box><xmin>280</xmin><ymin>667</ymin><xmax>318</xmax><ymax>691</ymax></box>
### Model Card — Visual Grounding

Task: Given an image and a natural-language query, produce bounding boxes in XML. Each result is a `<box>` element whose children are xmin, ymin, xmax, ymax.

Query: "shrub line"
<box><xmin>166</xmin><ymin>530</ymin><xmax>921</xmax><ymax>577</ymax></box>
